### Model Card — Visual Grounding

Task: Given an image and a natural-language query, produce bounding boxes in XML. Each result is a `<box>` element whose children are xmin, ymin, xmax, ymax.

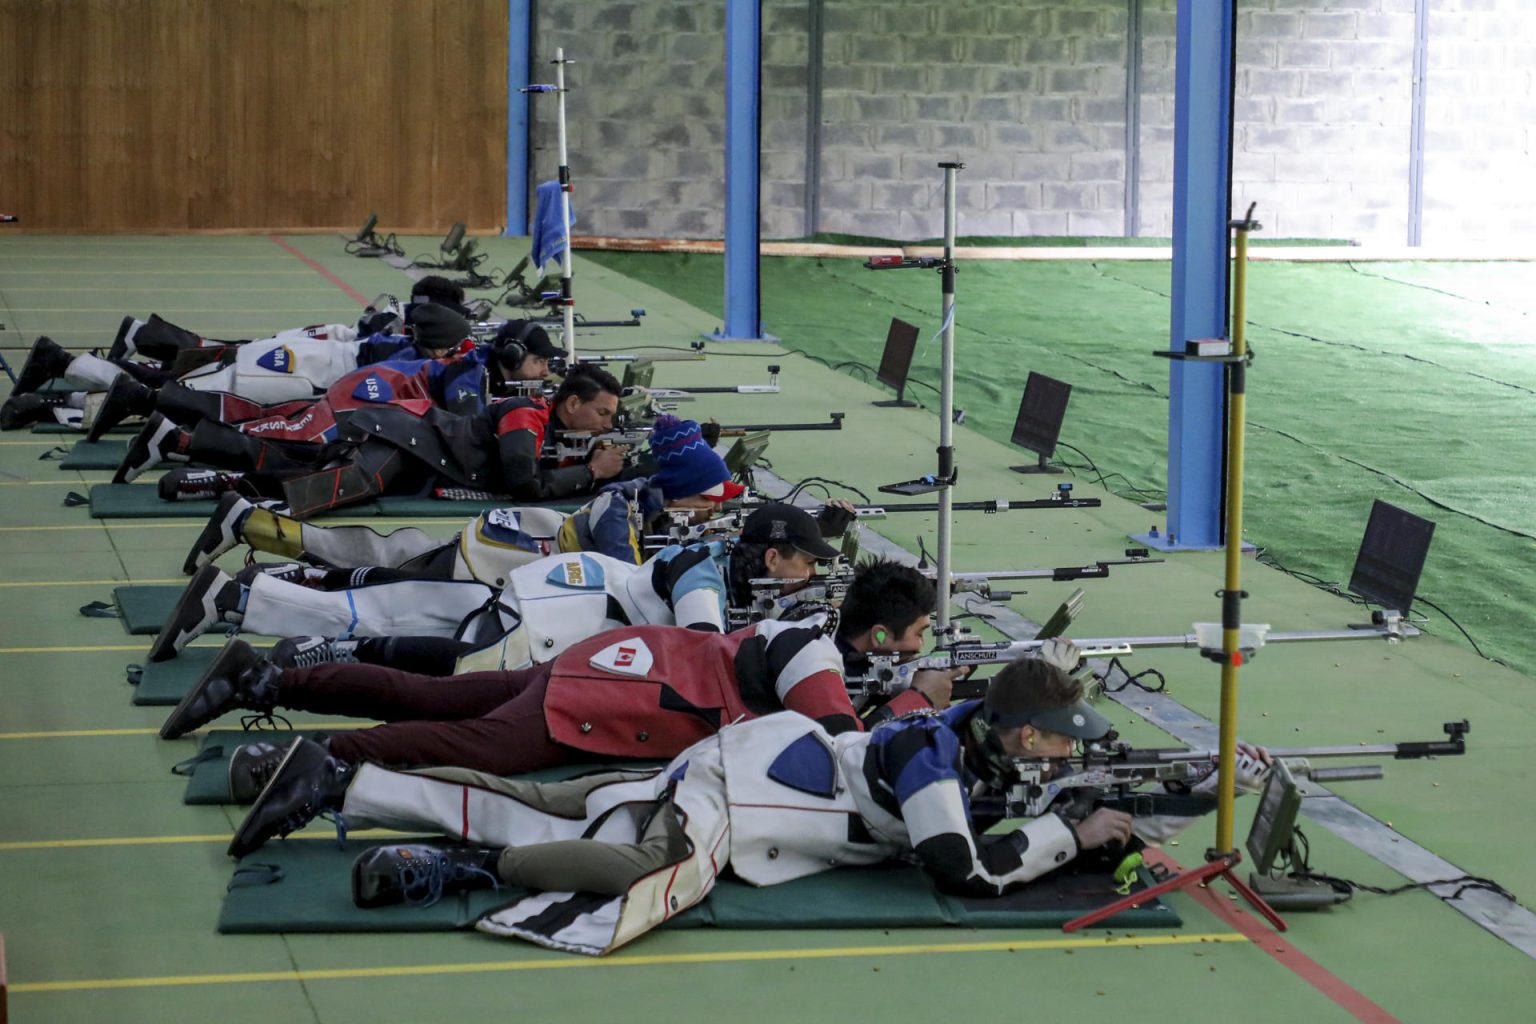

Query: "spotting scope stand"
<box><xmin>866</xmin><ymin>162</ymin><xmax>965</xmax><ymax>630</ymax></box>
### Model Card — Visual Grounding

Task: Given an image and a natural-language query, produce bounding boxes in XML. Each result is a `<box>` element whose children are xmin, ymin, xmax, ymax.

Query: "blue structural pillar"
<box><xmin>503</xmin><ymin>0</ymin><xmax>532</xmax><ymax>236</ymax></box>
<box><xmin>713</xmin><ymin>0</ymin><xmax>776</xmax><ymax>342</ymax></box>
<box><xmin>1136</xmin><ymin>0</ymin><xmax>1235</xmax><ymax>551</ymax></box>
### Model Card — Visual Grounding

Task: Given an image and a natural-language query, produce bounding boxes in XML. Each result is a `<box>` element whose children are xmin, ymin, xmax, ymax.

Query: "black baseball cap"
<box><xmin>741</xmin><ymin>503</ymin><xmax>840</xmax><ymax>560</ymax></box>
<box><xmin>494</xmin><ymin>320</ymin><xmax>563</xmax><ymax>360</ymax></box>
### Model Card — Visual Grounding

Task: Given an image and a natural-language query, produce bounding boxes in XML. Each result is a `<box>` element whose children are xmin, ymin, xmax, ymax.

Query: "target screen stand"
<box><xmin>1065</xmin><ymin>205</ymin><xmax>1287</xmax><ymax>935</ymax></box>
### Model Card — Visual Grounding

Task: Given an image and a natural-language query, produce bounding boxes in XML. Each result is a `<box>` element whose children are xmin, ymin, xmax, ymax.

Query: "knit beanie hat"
<box><xmin>649</xmin><ymin>414</ymin><xmax>744</xmax><ymax>501</ymax></box>
<box><xmin>407</xmin><ymin>303</ymin><xmax>472</xmax><ymax>353</ymax></box>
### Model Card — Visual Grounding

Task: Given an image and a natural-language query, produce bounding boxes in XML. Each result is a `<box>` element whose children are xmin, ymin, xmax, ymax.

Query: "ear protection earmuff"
<box><xmin>874</xmin><ymin>629</ymin><xmax>888</xmax><ymax>645</ymax></box>
<box><xmin>499</xmin><ymin>321</ymin><xmax>541</xmax><ymax>372</ymax></box>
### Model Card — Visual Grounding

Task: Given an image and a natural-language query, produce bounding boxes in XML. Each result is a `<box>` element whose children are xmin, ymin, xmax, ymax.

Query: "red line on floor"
<box><xmin>267</xmin><ymin>235</ymin><xmax>369</xmax><ymax>305</ymax></box>
<box><xmin>1147</xmin><ymin>850</ymin><xmax>1400</xmax><ymax>1024</ymax></box>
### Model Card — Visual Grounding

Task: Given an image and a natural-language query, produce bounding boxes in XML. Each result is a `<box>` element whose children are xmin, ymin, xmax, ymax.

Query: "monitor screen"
<box><xmin>1347</xmin><ymin>500</ymin><xmax>1435</xmax><ymax>614</ymax></box>
<box><xmin>1245</xmin><ymin>760</ymin><xmax>1302</xmax><ymax>875</ymax></box>
<box><xmin>1010</xmin><ymin>372</ymin><xmax>1072</xmax><ymax>458</ymax></box>
<box><xmin>876</xmin><ymin>318</ymin><xmax>921</xmax><ymax>392</ymax></box>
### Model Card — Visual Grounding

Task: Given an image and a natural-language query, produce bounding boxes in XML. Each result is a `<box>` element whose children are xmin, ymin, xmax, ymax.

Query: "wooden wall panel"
<box><xmin>1</xmin><ymin>0</ymin><xmax>508</xmax><ymax>232</ymax></box>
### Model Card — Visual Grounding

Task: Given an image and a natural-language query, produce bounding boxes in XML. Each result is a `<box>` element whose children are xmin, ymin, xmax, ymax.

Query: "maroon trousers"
<box><xmin>280</xmin><ymin>661</ymin><xmax>587</xmax><ymax>775</ymax></box>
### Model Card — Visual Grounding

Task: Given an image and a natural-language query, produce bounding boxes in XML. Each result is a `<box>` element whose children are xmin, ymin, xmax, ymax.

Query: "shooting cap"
<box><xmin>982</xmin><ymin>658</ymin><xmax>1112</xmax><ymax>740</ymax></box>
<box><xmin>741</xmin><ymin>502</ymin><xmax>840</xmax><ymax>560</ymax></box>
<box><xmin>650</xmin><ymin>414</ymin><xmax>745</xmax><ymax>502</ymax></box>
<box><xmin>406</xmin><ymin>303</ymin><xmax>472</xmax><ymax>353</ymax></box>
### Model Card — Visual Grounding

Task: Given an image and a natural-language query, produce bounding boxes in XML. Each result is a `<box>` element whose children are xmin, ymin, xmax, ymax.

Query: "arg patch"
<box><xmin>352</xmin><ymin>374</ymin><xmax>394</xmax><ymax>403</ymax></box>
<box><xmin>588</xmin><ymin>637</ymin><xmax>654</xmax><ymax>677</ymax></box>
<box><xmin>255</xmin><ymin>345</ymin><xmax>296</xmax><ymax>374</ymax></box>
<box><xmin>545</xmin><ymin>554</ymin><xmax>604</xmax><ymax>590</ymax></box>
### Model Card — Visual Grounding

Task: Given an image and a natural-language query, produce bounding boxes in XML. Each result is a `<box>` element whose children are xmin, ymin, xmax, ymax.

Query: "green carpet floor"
<box><xmin>583</xmin><ymin>250</ymin><xmax>1536</xmax><ymax>677</ymax></box>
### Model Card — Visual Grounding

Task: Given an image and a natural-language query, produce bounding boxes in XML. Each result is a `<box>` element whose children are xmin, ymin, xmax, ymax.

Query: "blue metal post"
<box><xmin>503</xmin><ymin>0</ymin><xmax>532</xmax><ymax>236</ymax></box>
<box><xmin>713</xmin><ymin>0</ymin><xmax>776</xmax><ymax>342</ymax></box>
<box><xmin>1133</xmin><ymin>0</ymin><xmax>1235</xmax><ymax>551</ymax></box>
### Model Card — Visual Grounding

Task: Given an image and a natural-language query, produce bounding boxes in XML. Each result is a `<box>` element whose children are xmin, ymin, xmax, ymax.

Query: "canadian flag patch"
<box><xmin>589</xmin><ymin>638</ymin><xmax>654</xmax><ymax>677</ymax></box>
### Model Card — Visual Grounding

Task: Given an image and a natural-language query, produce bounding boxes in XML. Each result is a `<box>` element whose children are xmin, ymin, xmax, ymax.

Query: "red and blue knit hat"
<box><xmin>650</xmin><ymin>414</ymin><xmax>745</xmax><ymax>502</ymax></box>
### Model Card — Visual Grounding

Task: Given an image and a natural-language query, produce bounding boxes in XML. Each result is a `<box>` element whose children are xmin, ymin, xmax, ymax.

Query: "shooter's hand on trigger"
<box><xmin>1070</xmin><ymin>808</ymin><xmax>1135</xmax><ymax>850</ymax></box>
<box><xmin>911</xmin><ymin>667</ymin><xmax>966</xmax><ymax>708</ymax></box>
<box><xmin>588</xmin><ymin>445</ymin><xmax>625</xmax><ymax>481</ymax></box>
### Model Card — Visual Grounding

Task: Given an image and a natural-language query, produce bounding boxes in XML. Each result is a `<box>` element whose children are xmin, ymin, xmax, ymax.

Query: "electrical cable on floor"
<box><xmin>1098</xmin><ymin>655</ymin><xmax>1166</xmax><ymax>693</ymax></box>
<box><xmin>1053</xmin><ymin>441</ymin><xmax>1166</xmax><ymax>503</ymax></box>
<box><xmin>1256</xmin><ymin>549</ymin><xmax>1510</xmax><ymax>668</ymax></box>
<box><xmin>783</xmin><ymin>475</ymin><xmax>871</xmax><ymax>504</ymax></box>
<box><xmin>1286</xmin><ymin>828</ymin><xmax>1519</xmax><ymax>905</ymax></box>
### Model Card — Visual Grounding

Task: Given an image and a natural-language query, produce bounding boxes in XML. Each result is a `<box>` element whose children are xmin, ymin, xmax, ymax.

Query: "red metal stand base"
<box><xmin>1062</xmin><ymin>850</ymin><xmax>1287</xmax><ymax>933</ymax></box>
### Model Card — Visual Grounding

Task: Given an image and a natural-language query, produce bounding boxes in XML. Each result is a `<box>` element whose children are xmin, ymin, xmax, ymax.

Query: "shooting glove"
<box><xmin>1037</xmin><ymin>636</ymin><xmax>1083</xmax><ymax>675</ymax></box>
<box><xmin>1190</xmin><ymin>748</ymin><xmax>1271</xmax><ymax>796</ymax></box>
<box><xmin>816</xmin><ymin>503</ymin><xmax>857</xmax><ymax>539</ymax></box>
<box><xmin>701</xmin><ymin>420</ymin><xmax>722</xmax><ymax>448</ymax></box>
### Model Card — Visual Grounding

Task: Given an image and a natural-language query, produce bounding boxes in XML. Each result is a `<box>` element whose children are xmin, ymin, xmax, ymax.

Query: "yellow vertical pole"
<box><xmin>1215</xmin><ymin>203</ymin><xmax>1258</xmax><ymax>853</ymax></box>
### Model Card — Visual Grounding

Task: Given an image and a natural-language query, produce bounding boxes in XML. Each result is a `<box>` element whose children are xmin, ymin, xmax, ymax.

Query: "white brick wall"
<box><xmin>532</xmin><ymin>0</ymin><xmax>1536</xmax><ymax>244</ymax></box>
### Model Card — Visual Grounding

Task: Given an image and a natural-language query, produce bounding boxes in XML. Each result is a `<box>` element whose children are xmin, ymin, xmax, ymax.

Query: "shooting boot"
<box><xmin>182</xmin><ymin>492</ymin><xmax>256</xmax><ymax>574</ymax></box>
<box><xmin>227</xmin><ymin>737</ymin><xmax>353</xmax><ymax>858</ymax></box>
<box><xmin>113</xmin><ymin>413</ymin><xmax>187</xmax><ymax>484</ymax></box>
<box><xmin>351</xmin><ymin>844</ymin><xmax>502</xmax><ymax>908</ymax></box>
<box><xmin>148</xmin><ymin>563</ymin><xmax>240</xmax><ymax>662</ymax></box>
<box><xmin>85</xmin><ymin>375</ymin><xmax>156</xmax><ymax>442</ymax></box>
<box><xmin>131</xmin><ymin>313</ymin><xmax>204</xmax><ymax>363</ymax></box>
<box><xmin>0</xmin><ymin>391</ymin><xmax>71</xmax><ymax>430</ymax></box>
<box><xmin>13</xmin><ymin>336</ymin><xmax>72</xmax><ymax>395</ymax></box>
<box><xmin>157</xmin><ymin>467</ymin><xmax>249</xmax><ymax>502</ymax></box>
<box><xmin>227</xmin><ymin>741</ymin><xmax>288</xmax><ymax>804</ymax></box>
<box><xmin>158</xmin><ymin>637</ymin><xmax>280</xmax><ymax>739</ymax></box>
<box><xmin>108</xmin><ymin>316</ymin><xmax>144</xmax><ymax>361</ymax></box>
<box><xmin>269</xmin><ymin>635</ymin><xmax>359</xmax><ymax>669</ymax></box>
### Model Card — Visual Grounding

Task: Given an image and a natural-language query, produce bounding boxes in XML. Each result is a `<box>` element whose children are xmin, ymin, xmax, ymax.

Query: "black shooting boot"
<box><xmin>86</xmin><ymin>374</ymin><xmax>156</xmax><ymax>442</ymax></box>
<box><xmin>131</xmin><ymin>314</ymin><xmax>204</xmax><ymax>363</ymax></box>
<box><xmin>113</xmin><ymin>413</ymin><xmax>186</xmax><ymax>484</ymax></box>
<box><xmin>0</xmin><ymin>391</ymin><xmax>71</xmax><ymax>430</ymax></box>
<box><xmin>107</xmin><ymin>315</ymin><xmax>141</xmax><ymax>361</ymax></box>
<box><xmin>157</xmin><ymin>467</ymin><xmax>249</xmax><ymax>502</ymax></box>
<box><xmin>148</xmin><ymin>563</ymin><xmax>239</xmax><ymax>662</ymax></box>
<box><xmin>13</xmin><ymin>336</ymin><xmax>73</xmax><ymax>395</ymax></box>
<box><xmin>227</xmin><ymin>741</ymin><xmax>288</xmax><ymax>804</ymax></box>
<box><xmin>351</xmin><ymin>844</ymin><xmax>502</xmax><ymax>908</ymax></box>
<box><xmin>227</xmin><ymin>737</ymin><xmax>353</xmax><ymax>858</ymax></box>
<box><xmin>181</xmin><ymin>491</ymin><xmax>255</xmax><ymax>574</ymax></box>
<box><xmin>159</xmin><ymin>637</ymin><xmax>279</xmax><ymax>738</ymax></box>
<box><xmin>269</xmin><ymin>635</ymin><xmax>360</xmax><ymax>669</ymax></box>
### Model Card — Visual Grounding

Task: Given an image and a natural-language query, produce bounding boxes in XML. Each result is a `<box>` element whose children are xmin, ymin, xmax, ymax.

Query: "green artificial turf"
<box><xmin>582</xmin><ymin>249</ymin><xmax>1536</xmax><ymax>677</ymax></box>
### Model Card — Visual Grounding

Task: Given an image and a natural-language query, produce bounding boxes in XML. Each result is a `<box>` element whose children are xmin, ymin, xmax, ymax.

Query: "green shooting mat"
<box><xmin>111</xmin><ymin>584</ymin><xmax>184</xmax><ymax>634</ymax></box>
<box><xmin>129</xmin><ymin>646</ymin><xmax>239</xmax><ymax>706</ymax></box>
<box><xmin>219</xmin><ymin>839</ymin><xmax>1179</xmax><ymax>934</ymax></box>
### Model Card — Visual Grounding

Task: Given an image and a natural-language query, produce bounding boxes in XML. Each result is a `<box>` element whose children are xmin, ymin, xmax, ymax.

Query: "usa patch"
<box><xmin>255</xmin><ymin>345</ymin><xmax>295</xmax><ymax>374</ymax></box>
<box><xmin>352</xmin><ymin>374</ymin><xmax>393</xmax><ymax>403</ymax></box>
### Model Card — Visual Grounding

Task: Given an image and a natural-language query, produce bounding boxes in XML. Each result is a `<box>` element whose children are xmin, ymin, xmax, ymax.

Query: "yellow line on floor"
<box><xmin>0</xmin><ymin>645</ymin><xmax>159</xmax><ymax>655</ymax></box>
<box><xmin>0</xmin><ymin>827</ymin><xmax>398</xmax><ymax>852</ymax></box>
<box><xmin>8</xmin><ymin>308</ymin><xmax>351</xmax><ymax>314</ymax></box>
<box><xmin>0</xmin><ymin>721</ymin><xmax>368</xmax><ymax>740</ymax></box>
<box><xmin>8</xmin><ymin>933</ymin><xmax>1250</xmax><ymax>993</ymax></box>
<box><xmin>0</xmin><ymin>578</ymin><xmax>181</xmax><ymax>587</ymax></box>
